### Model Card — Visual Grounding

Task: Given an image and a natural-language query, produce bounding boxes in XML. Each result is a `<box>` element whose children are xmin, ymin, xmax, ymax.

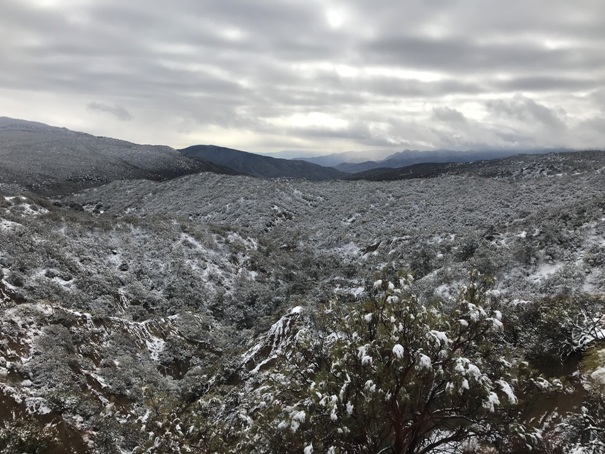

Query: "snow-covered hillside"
<box><xmin>2</xmin><ymin>150</ymin><xmax>605</xmax><ymax>452</ymax></box>
<box><xmin>66</xmin><ymin>159</ymin><xmax>605</xmax><ymax>302</ymax></box>
<box><xmin>0</xmin><ymin>117</ymin><xmax>235</xmax><ymax>195</ymax></box>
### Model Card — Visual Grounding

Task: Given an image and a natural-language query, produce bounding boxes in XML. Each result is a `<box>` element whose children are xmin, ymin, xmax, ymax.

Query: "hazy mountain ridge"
<box><xmin>347</xmin><ymin>149</ymin><xmax>605</xmax><ymax>180</ymax></box>
<box><xmin>0</xmin><ymin>118</ymin><xmax>579</xmax><ymax>196</ymax></box>
<box><xmin>332</xmin><ymin>148</ymin><xmax>570</xmax><ymax>173</ymax></box>
<box><xmin>290</xmin><ymin>149</ymin><xmax>396</xmax><ymax>166</ymax></box>
<box><xmin>180</xmin><ymin>144</ymin><xmax>347</xmax><ymax>180</ymax></box>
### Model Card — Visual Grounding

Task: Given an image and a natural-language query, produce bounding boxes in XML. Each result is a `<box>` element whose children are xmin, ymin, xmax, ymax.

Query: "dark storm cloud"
<box><xmin>1</xmin><ymin>0</ymin><xmax>605</xmax><ymax>151</ymax></box>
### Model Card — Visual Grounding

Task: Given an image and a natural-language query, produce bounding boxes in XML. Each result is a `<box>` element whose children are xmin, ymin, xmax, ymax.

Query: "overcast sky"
<box><xmin>2</xmin><ymin>0</ymin><xmax>605</xmax><ymax>154</ymax></box>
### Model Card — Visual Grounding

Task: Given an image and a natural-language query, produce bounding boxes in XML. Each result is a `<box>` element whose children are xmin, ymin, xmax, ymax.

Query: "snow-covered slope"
<box><xmin>0</xmin><ymin>117</ymin><xmax>237</xmax><ymax>195</ymax></box>
<box><xmin>1</xmin><ymin>149</ymin><xmax>605</xmax><ymax>451</ymax></box>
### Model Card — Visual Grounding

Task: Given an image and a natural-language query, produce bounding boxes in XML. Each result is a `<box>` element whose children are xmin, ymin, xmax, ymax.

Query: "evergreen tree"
<box><xmin>242</xmin><ymin>272</ymin><xmax>535</xmax><ymax>453</ymax></box>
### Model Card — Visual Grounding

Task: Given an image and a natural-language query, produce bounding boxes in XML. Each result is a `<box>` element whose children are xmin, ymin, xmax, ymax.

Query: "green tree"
<box><xmin>243</xmin><ymin>272</ymin><xmax>534</xmax><ymax>453</ymax></box>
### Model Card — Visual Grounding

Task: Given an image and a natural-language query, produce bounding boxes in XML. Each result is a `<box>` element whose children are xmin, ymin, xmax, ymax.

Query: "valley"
<box><xmin>1</xmin><ymin>119</ymin><xmax>605</xmax><ymax>452</ymax></box>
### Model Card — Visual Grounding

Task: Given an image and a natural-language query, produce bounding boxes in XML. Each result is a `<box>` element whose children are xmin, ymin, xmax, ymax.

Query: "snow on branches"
<box><xmin>242</xmin><ymin>272</ymin><xmax>531</xmax><ymax>453</ymax></box>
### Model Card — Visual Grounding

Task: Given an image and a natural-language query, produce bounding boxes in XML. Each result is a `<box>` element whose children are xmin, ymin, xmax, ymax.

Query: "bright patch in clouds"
<box><xmin>270</xmin><ymin>112</ymin><xmax>349</xmax><ymax>130</ymax></box>
<box><xmin>29</xmin><ymin>0</ymin><xmax>61</xmax><ymax>7</ymax></box>
<box><xmin>221</xmin><ymin>27</ymin><xmax>246</xmax><ymax>42</ymax></box>
<box><xmin>325</xmin><ymin>7</ymin><xmax>348</xmax><ymax>29</ymax></box>
<box><xmin>366</xmin><ymin>67</ymin><xmax>444</xmax><ymax>83</ymax></box>
<box><xmin>335</xmin><ymin>64</ymin><xmax>359</xmax><ymax>78</ymax></box>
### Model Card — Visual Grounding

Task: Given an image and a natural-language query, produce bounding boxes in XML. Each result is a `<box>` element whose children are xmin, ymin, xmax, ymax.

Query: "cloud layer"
<box><xmin>2</xmin><ymin>0</ymin><xmax>605</xmax><ymax>153</ymax></box>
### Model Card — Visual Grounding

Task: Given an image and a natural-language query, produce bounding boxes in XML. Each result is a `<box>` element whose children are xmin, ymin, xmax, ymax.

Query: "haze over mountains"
<box><xmin>325</xmin><ymin>147</ymin><xmax>569</xmax><ymax>173</ymax></box>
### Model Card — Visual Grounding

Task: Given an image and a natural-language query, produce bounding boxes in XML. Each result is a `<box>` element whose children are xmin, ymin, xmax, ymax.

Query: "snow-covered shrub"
<box><xmin>243</xmin><ymin>272</ymin><xmax>533</xmax><ymax>453</ymax></box>
<box><xmin>506</xmin><ymin>294</ymin><xmax>605</xmax><ymax>363</ymax></box>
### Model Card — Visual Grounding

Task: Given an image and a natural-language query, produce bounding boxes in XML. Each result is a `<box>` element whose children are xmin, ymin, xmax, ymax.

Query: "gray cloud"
<box><xmin>486</xmin><ymin>96</ymin><xmax>567</xmax><ymax>131</ymax></box>
<box><xmin>494</xmin><ymin>76</ymin><xmax>603</xmax><ymax>93</ymax></box>
<box><xmin>432</xmin><ymin>107</ymin><xmax>467</xmax><ymax>125</ymax></box>
<box><xmin>1</xmin><ymin>0</ymin><xmax>604</xmax><ymax>152</ymax></box>
<box><xmin>87</xmin><ymin>102</ymin><xmax>133</xmax><ymax>121</ymax></box>
<box><xmin>592</xmin><ymin>89</ymin><xmax>605</xmax><ymax>112</ymax></box>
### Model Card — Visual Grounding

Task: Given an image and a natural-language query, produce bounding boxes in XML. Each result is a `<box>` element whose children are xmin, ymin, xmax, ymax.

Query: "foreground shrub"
<box><xmin>240</xmin><ymin>272</ymin><xmax>537</xmax><ymax>453</ymax></box>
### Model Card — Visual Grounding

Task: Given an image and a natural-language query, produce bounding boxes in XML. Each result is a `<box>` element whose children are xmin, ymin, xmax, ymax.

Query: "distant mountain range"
<box><xmin>302</xmin><ymin>148</ymin><xmax>570</xmax><ymax>173</ymax></box>
<box><xmin>280</xmin><ymin>149</ymin><xmax>396</xmax><ymax>165</ymax></box>
<box><xmin>346</xmin><ymin>150</ymin><xmax>605</xmax><ymax>181</ymax></box>
<box><xmin>180</xmin><ymin>144</ymin><xmax>346</xmax><ymax>180</ymax></box>
<box><xmin>0</xmin><ymin>117</ymin><xmax>588</xmax><ymax>196</ymax></box>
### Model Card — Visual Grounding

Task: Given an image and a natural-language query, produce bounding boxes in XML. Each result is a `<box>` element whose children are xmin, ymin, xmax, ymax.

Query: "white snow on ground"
<box><xmin>434</xmin><ymin>281</ymin><xmax>462</xmax><ymax>301</ymax></box>
<box><xmin>25</xmin><ymin>397</ymin><xmax>52</xmax><ymax>415</ymax></box>
<box><xmin>527</xmin><ymin>262</ymin><xmax>564</xmax><ymax>283</ymax></box>
<box><xmin>333</xmin><ymin>284</ymin><xmax>365</xmax><ymax>298</ymax></box>
<box><xmin>341</xmin><ymin>213</ymin><xmax>360</xmax><ymax>225</ymax></box>
<box><xmin>228</xmin><ymin>232</ymin><xmax>258</xmax><ymax>250</ymax></box>
<box><xmin>590</xmin><ymin>366</ymin><xmax>605</xmax><ymax>386</ymax></box>
<box><xmin>5</xmin><ymin>196</ymin><xmax>48</xmax><ymax>217</ymax></box>
<box><xmin>241</xmin><ymin>309</ymin><xmax>302</xmax><ymax>374</ymax></box>
<box><xmin>145</xmin><ymin>336</ymin><xmax>166</xmax><ymax>361</ymax></box>
<box><xmin>350</xmin><ymin>286</ymin><xmax>365</xmax><ymax>297</ymax></box>
<box><xmin>32</xmin><ymin>268</ymin><xmax>75</xmax><ymax>291</ymax></box>
<box><xmin>426</xmin><ymin>233</ymin><xmax>456</xmax><ymax>245</ymax></box>
<box><xmin>88</xmin><ymin>372</ymin><xmax>109</xmax><ymax>388</ymax></box>
<box><xmin>0</xmin><ymin>218</ymin><xmax>22</xmax><ymax>230</ymax></box>
<box><xmin>331</xmin><ymin>242</ymin><xmax>361</xmax><ymax>259</ymax></box>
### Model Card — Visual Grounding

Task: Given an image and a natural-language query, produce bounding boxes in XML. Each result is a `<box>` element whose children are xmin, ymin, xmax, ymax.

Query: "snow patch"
<box><xmin>145</xmin><ymin>336</ymin><xmax>166</xmax><ymax>361</ymax></box>
<box><xmin>417</xmin><ymin>354</ymin><xmax>432</xmax><ymax>370</ymax></box>
<box><xmin>332</xmin><ymin>242</ymin><xmax>361</xmax><ymax>258</ymax></box>
<box><xmin>434</xmin><ymin>281</ymin><xmax>462</xmax><ymax>301</ymax></box>
<box><xmin>527</xmin><ymin>262</ymin><xmax>564</xmax><ymax>283</ymax></box>
<box><xmin>0</xmin><ymin>218</ymin><xmax>22</xmax><ymax>230</ymax></box>
<box><xmin>497</xmin><ymin>380</ymin><xmax>518</xmax><ymax>404</ymax></box>
<box><xmin>25</xmin><ymin>397</ymin><xmax>52</xmax><ymax>415</ymax></box>
<box><xmin>483</xmin><ymin>392</ymin><xmax>500</xmax><ymax>412</ymax></box>
<box><xmin>392</xmin><ymin>344</ymin><xmax>404</xmax><ymax>358</ymax></box>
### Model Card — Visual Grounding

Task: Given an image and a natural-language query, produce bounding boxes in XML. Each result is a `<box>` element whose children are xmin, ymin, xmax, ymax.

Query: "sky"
<box><xmin>2</xmin><ymin>0</ymin><xmax>605</xmax><ymax>155</ymax></box>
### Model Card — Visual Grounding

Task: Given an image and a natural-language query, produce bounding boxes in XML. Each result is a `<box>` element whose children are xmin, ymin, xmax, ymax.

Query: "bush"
<box><xmin>240</xmin><ymin>272</ymin><xmax>534</xmax><ymax>453</ymax></box>
<box><xmin>506</xmin><ymin>294</ymin><xmax>605</xmax><ymax>365</ymax></box>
